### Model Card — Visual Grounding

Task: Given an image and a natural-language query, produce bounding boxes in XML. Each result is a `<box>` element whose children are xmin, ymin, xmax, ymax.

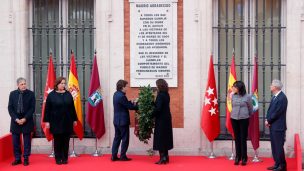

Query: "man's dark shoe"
<box><xmin>241</xmin><ymin>160</ymin><xmax>247</xmax><ymax>166</ymax></box>
<box><xmin>267</xmin><ymin>165</ymin><xmax>279</xmax><ymax>170</ymax></box>
<box><xmin>241</xmin><ymin>158</ymin><xmax>247</xmax><ymax>166</ymax></box>
<box><xmin>11</xmin><ymin>160</ymin><xmax>22</xmax><ymax>166</ymax></box>
<box><xmin>111</xmin><ymin>156</ymin><xmax>119</xmax><ymax>161</ymax></box>
<box><xmin>273</xmin><ymin>166</ymin><xmax>287</xmax><ymax>171</ymax></box>
<box><xmin>56</xmin><ymin>160</ymin><xmax>62</xmax><ymax>165</ymax></box>
<box><xmin>62</xmin><ymin>160</ymin><xmax>68</xmax><ymax>164</ymax></box>
<box><xmin>234</xmin><ymin>157</ymin><xmax>240</xmax><ymax>165</ymax></box>
<box><xmin>120</xmin><ymin>157</ymin><xmax>132</xmax><ymax>161</ymax></box>
<box><xmin>23</xmin><ymin>158</ymin><xmax>29</xmax><ymax>166</ymax></box>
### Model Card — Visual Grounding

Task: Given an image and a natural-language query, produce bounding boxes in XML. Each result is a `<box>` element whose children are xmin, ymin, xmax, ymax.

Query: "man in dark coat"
<box><xmin>266</xmin><ymin>79</ymin><xmax>288</xmax><ymax>171</ymax></box>
<box><xmin>111</xmin><ymin>80</ymin><xmax>138</xmax><ymax>161</ymax></box>
<box><xmin>8</xmin><ymin>77</ymin><xmax>35</xmax><ymax>166</ymax></box>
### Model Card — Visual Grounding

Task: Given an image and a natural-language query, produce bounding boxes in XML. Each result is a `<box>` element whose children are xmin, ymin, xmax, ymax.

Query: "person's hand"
<box><xmin>16</xmin><ymin>119</ymin><xmax>23</xmax><ymax>125</ymax></box>
<box><xmin>134</xmin><ymin>98</ymin><xmax>139</xmax><ymax>103</ymax></box>
<box><xmin>265</xmin><ymin>120</ymin><xmax>270</xmax><ymax>127</ymax></box>
<box><xmin>227</xmin><ymin>94</ymin><xmax>232</xmax><ymax>101</ymax></box>
<box><xmin>73</xmin><ymin>121</ymin><xmax>77</xmax><ymax>126</ymax></box>
<box><xmin>20</xmin><ymin>118</ymin><xmax>26</xmax><ymax>124</ymax></box>
<box><xmin>45</xmin><ymin>122</ymin><xmax>50</xmax><ymax>128</ymax></box>
<box><xmin>132</xmin><ymin>98</ymin><xmax>139</xmax><ymax>105</ymax></box>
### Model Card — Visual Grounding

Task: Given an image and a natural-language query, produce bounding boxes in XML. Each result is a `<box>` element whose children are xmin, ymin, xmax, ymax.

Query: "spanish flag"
<box><xmin>68</xmin><ymin>51</ymin><xmax>84</xmax><ymax>140</ymax></box>
<box><xmin>226</xmin><ymin>54</ymin><xmax>237</xmax><ymax>138</ymax></box>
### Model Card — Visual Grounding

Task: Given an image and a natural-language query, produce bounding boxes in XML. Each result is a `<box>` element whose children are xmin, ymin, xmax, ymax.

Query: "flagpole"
<box><xmin>91</xmin><ymin>137</ymin><xmax>101</xmax><ymax>157</ymax></box>
<box><xmin>48</xmin><ymin>140</ymin><xmax>55</xmax><ymax>158</ymax></box>
<box><xmin>252</xmin><ymin>149</ymin><xmax>262</xmax><ymax>162</ymax></box>
<box><xmin>69</xmin><ymin>138</ymin><xmax>79</xmax><ymax>157</ymax></box>
<box><xmin>228</xmin><ymin>139</ymin><xmax>235</xmax><ymax>160</ymax></box>
<box><xmin>208</xmin><ymin>141</ymin><xmax>216</xmax><ymax>159</ymax></box>
<box><xmin>227</xmin><ymin>49</ymin><xmax>235</xmax><ymax>161</ymax></box>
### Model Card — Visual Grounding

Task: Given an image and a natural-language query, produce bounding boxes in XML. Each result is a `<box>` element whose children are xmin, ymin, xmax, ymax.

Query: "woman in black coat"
<box><xmin>43</xmin><ymin>77</ymin><xmax>78</xmax><ymax>165</ymax></box>
<box><xmin>153</xmin><ymin>79</ymin><xmax>173</xmax><ymax>165</ymax></box>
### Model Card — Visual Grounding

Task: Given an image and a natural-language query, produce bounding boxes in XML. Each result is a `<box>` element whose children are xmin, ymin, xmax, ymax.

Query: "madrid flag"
<box><xmin>68</xmin><ymin>51</ymin><xmax>84</xmax><ymax>140</ymax></box>
<box><xmin>87</xmin><ymin>53</ymin><xmax>106</xmax><ymax>139</ymax></box>
<box><xmin>201</xmin><ymin>55</ymin><xmax>220</xmax><ymax>142</ymax></box>
<box><xmin>226</xmin><ymin>54</ymin><xmax>237</xmax><ymax>138</ymax></box>
<box><xmin>41</xmin><ymin>53</ymin><xmax>56</xmax><ymax>141</ymax></box>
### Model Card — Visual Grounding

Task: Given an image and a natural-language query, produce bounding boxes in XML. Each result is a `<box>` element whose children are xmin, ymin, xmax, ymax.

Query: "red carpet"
<box><xmin>0</xmin><ymin>154</ymin><xmax>296</xmax><ymax>171</ymax></box>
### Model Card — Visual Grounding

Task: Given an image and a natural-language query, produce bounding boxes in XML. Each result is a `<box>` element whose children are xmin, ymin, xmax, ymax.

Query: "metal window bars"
<box><xmin>213</xmin><ymin>0</ymin><xmax>286</xmax><ymax>140</ymax></box>
<box><xmin>28</xmin><ymin>0</ymin><xmax>95</xmax><ymax>138</ymax></box>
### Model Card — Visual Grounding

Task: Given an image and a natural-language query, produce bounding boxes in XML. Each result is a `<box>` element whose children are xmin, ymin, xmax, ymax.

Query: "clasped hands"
<box><xmin>15</xmin><ymin>118</ymin><xmax>26</xmax><ymax>125</ymax></box>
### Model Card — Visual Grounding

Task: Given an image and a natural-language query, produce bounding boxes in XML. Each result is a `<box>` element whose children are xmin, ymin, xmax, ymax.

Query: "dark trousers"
<box><xmin>231</xmin><ymin>118</ymin><xmax>249</xmax><ymax>160</ymax></box>
<box><xmin>53</xmin><ymin>134</ymin><xmax>70</xmax><ymax>162</ymax></box>
<box><xmin>270</xmin><ymin>129</ymin><xmax>286</xmax><ymax>167</ymax></box>
<box><xmin>12</xmin><ymin>133</ymin><xmax>31</xmax><ymax>160</ymax></box>
<box><xmin>112</xmin><ymin>125</ymin><xmax>130</xmax><ymax>158</ymax></box>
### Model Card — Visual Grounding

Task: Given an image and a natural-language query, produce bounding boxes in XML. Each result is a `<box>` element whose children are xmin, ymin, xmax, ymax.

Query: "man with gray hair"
<box><xmin>8</xmin><ymin>77</ymin><xmax>35</xmax><ymax>166</ymax></box>
<box><xmin>265</xmin><ymin>79</ymin><xmax>288</xmax><ymax>171</ymax></box>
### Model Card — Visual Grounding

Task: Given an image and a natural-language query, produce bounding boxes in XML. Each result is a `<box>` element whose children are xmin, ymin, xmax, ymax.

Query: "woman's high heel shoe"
<box><xmin>165</xmin><ymin>155</ymin><xmax>169</xmax><ymax>163</ymax></box>
<box><xmin>155</xmin><ymin>155</ymin><xmax>168</xmax><ymax>165</ymax></box>
<box><xmin>234</xmin><ymin>157</ymin><xmax>240</xmax><ymax>165</ymax></box>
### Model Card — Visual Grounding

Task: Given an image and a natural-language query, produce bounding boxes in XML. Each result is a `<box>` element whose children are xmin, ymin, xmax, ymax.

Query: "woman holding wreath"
<box><xmin>152</xmin><ymin>79</ymin><xmax>173</xmax><ymax>165</ymax></box>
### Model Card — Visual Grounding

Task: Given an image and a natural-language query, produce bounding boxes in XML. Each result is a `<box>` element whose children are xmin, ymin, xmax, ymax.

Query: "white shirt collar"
<box><xmin>274</xmin><ymin>90</ymin><xmax>282</xmax><ymax>97</ymax></box>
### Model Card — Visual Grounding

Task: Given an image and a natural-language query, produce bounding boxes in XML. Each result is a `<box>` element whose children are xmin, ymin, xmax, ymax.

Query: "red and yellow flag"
<box><xmin>226</xmin><ymin>54</ymin><xmax>237</xmax><ymax>138</ymax></box>
<box><xmin>68</xmin><ymin>51</ymin><xmax>84</xmax><ymax>140</ymax></box>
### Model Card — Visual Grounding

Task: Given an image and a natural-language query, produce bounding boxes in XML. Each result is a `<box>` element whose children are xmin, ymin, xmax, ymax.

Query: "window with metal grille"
<box><xmin>213</xmin><ymin>0</ymin><xmax>286</xmax><ymax>140</ymax></box>
<box><xmin>28</xmin><ymin>0</ymin><xmax>95</xmax><ymax>138</ymax></box>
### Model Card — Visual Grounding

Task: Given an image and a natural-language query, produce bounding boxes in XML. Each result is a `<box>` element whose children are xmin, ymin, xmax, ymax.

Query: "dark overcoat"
<box><xmin>43</xmin><ymin>91</ymin><xmax>78</xmax><ymax>134</ymax></box>
<box><xmin>8</xmin><ymin>89</ymin><xmax>35</xmax><ymax>134</ymax></box>
<box><xmin>153</xmin><ymin>91</ymin><xmax>173</xmax><ymax>151</ymax></box>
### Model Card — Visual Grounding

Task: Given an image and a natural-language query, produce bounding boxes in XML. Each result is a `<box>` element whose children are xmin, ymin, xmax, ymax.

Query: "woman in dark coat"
<box><xmin>43</xmin><ymin>77</ymin><xmax>78</xmax><ymax>165</ymax></box>
<box><xmin>153</xmin><ymin>79</ymin><xmax>173</xmax><ymax>165</ymax></box>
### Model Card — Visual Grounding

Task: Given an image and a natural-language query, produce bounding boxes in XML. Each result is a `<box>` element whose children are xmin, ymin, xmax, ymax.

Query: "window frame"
<box><xmin>212</xmin><ymin>0</ymin><xmax>286</xmax><ymax>140</ymax></box>
<box><xmin>28</xmin><ymin>0</ymin><xmax>96</xmax><ymax>138</ymax></box>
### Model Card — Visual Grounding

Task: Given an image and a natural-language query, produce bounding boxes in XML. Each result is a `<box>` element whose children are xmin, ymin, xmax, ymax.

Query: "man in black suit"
<box><xmin>111</xmin><ymin>80</ymin><xmax>138</xmax><ymax>161</ymax></box>
<box><xmin>265</xmin><ymin>79</ymin><xmax>288</xmax><ymax>171</ymax></box>
<box><xmin>8</xmin><ymin>77</ymin><xmax>35</xmax><ymax>166</ymax></box>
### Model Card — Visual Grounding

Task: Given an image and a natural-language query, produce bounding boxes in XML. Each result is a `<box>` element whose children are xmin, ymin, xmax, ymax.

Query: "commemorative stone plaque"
<box><xmin>130</xmin><ymin>0</ymin><xmax>177</xmax><ymax>87</ymax></box>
